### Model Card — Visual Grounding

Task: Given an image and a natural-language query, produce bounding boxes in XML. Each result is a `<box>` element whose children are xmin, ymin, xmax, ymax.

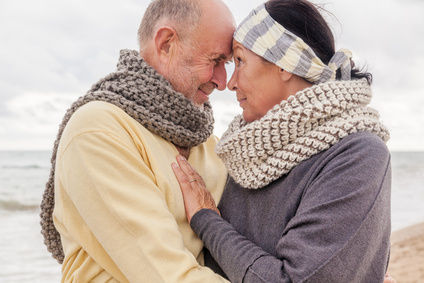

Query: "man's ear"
<box><xmin>154</xmin><ymin>26</ymin><xmax>179</xmax><ymax>63</ymax></box>
<box><xmin>279</xmin><ymin>69</ymin><xmax>293</xmax><ymax>82</ymax></box>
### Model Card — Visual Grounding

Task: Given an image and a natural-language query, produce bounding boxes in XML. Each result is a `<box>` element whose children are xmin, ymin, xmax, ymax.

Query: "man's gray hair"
<box><xmin>138</xmin><ymin>0</ymin><xmax>202</xmax><ymax>48</ymax></box>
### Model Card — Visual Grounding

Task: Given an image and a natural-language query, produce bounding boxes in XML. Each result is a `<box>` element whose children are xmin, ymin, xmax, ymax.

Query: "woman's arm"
<box><xmin>173</xmin><ymin>155</ymin><xmax>287</xmax><ymax>282</ymax></box>
<box><xmin>172</xmin><ymin>134</ymin><xmax>391</xmax><ymax>283</ymax></box>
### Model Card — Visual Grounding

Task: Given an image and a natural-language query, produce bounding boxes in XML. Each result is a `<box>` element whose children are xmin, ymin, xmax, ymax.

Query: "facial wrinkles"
<box><xmin>167</xmin><ymin>48</ymin><xmax>212</xmax><ymax>109</ymax></box>
<box><xmin>179</xmin><ymin>60</ymin><xmax>199</xmax><ymax>98</ymax></box>
<box><xmin>192</xmin><ymin>29</ymin><xmax>232</xmax><ymax>86</ymax></box>
<box><xmin>171</xmin><ymin>25</ymin><xmax>233</xmax><ymax>105</ymax></box>
<box><xmin>168</xmin><ymin>49</ymin><xmax>198</xmax><ymax>99</ymax></box>
<box><xmin>186</xmin><ymin>45</ymin><xmax>223</xmax><ymax>96</ymax></box>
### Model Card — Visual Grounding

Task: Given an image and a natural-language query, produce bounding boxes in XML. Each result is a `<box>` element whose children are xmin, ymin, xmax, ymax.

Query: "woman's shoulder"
<box><xmin>327</xmin><ymin>131</ymin><xmax>390</xmax><ymax>163</ymax></box>
<box><xmin>341</xmin><ymin>131</ymin><xmax>388</xmax><ymax>148</ymax></box>
<box><xmin>292</xmin><ymin>131</ymin><xmax>391</xmax><ymax>192</ymax></box>
<box><xmin>294</xmin><ymin>131</ymin><xmax>390</xmax><ymax>176</ymax></box>
<box><xmin>296</xmin><ymin>131</ymin><xmax>391</xmax><ymax>213</ymax></box>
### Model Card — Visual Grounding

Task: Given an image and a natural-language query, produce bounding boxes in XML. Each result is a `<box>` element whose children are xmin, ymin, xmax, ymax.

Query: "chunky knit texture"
<box><xmin>40</xmin><ymin>49</ymin><xmax>214</xmax><ymax>263</ymax></box>
<box><xmin>216</xmin><ymin>79</ymin><xmax>389</xmax><ymax>189</ymax></box>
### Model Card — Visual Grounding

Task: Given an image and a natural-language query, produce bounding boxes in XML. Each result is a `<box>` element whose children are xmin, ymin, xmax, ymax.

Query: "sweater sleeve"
<box><xmin>190</xmin><ymin>134</ymin><xmax>391</xmax><ymax>283</ymax></box>
<box><xmin>58</xmin><ymin>130</ymin><xmax>228</xmax><ymax>283</ymax></box>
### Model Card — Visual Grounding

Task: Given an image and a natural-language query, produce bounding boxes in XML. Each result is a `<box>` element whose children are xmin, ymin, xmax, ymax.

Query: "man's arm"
<box><xmin>58</xmin><ymin>129</ymin><xmax>228</xmax><ymax>282</ymax></box>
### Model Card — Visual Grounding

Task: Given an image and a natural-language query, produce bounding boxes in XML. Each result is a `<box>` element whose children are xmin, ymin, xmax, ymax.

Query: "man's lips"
<box><xmin>199</xmin><ymin>88</ymin><xmax>213</xmax><ymax>96</ymax></box>
<box><xmin>198</xmin><ymin>89</ymin><xmax>209</xmax><ymax>96</ymax></box>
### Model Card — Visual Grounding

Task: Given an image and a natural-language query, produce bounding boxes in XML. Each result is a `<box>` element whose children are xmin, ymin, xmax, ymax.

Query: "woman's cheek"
<box><xmin>242</xmin><ymin>100</ymin><xmax>259</xmax><ymax>123</ymax></box>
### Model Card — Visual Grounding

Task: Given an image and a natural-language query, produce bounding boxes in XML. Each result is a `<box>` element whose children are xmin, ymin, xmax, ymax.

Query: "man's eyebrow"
<box><xmin>213</xmin><ymin>53</ymin><xmax>233</xmax><ymax>62</ymax></box>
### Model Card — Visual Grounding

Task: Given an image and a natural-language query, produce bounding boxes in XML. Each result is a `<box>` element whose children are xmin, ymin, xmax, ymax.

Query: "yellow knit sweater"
<box><xmin>53</xmin><ymin>101</ymin><xmax>228</xmax><ymax>283</ymax></box>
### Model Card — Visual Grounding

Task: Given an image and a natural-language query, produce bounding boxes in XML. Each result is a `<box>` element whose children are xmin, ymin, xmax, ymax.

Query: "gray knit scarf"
<box><xmin>216</xmin><ymin>79</ymin><xmax>390</xmax><ymax>189</ymax></box>
<box><xmin>40</xmin><ymin>49</ymin><xmax>214</xmax><ymax>263</ymax></box>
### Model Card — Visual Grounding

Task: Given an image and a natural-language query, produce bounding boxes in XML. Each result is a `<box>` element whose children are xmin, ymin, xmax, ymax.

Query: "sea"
<box><xmin>0</xmin><ymin>150</ymin><xmax>423</xmax><ymax>282</ymax></box>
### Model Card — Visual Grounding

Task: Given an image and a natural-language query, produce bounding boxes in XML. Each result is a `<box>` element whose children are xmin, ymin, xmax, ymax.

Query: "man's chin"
<box><xmin>194</xmin><ymin>89</ymin><xmax>210</xmax><ymax>106</ymax></box>
<box><xmin>181</xmin><ymin>89</ymin><xmax>209</xmax><ymax>109</ymax></box>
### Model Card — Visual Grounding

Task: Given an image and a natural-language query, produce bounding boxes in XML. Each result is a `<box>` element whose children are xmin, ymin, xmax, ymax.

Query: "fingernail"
<box><xmin>177</xmin><ymin>155</ymin><xmax>185</xmax><ymax>161</ymax></box>
<box><xmin>171</xmin><ymin>162</ymin><xmax>178</xmax><ymax>168</ymax></box>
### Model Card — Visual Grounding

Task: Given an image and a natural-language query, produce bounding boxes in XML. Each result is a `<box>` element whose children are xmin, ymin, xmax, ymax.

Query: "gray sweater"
<box><xmin>191</xmin><ymin>132</ymin><xmax>391</xmax><ymax>283</ymax></box>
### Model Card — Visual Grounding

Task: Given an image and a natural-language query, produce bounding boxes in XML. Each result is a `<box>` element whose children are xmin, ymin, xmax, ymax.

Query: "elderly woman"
<box><xmin>172</xmin><ymin>0</ymin><xmax>392</xmax><ymax>282</ymax></box>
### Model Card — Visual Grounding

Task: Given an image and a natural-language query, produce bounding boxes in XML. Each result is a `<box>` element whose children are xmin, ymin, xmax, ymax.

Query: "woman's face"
<box><xmin>227</xmin><ymin>40</ymin><xmax>290</xmax><ymax>123</ymax></box>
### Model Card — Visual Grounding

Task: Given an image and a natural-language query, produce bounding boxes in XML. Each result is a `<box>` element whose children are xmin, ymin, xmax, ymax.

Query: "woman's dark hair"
<box><xmin>265</xmin><ymin>0</ymin><xmax>372</xmax><ymax>84</ymax></box>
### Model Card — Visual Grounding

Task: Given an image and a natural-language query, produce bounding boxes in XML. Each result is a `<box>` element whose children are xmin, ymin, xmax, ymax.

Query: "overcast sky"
<box><xmin>0</xmin><ymin>0</ymin><xmax>423</xmax><ymax>150</ymax></box>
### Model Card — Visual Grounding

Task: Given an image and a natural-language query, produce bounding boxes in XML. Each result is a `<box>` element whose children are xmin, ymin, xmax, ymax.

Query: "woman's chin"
<box><xmin>242</xmin><ymin>112</ymin><xmax>255</xmax><ymax>123</ymax></box>
<box><xmin>242</xmin><ymin>110</ymin><xmax>265</xmax><ymax>123</ymax></box>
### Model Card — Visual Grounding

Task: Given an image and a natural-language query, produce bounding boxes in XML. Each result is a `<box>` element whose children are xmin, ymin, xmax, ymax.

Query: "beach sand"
<box><xmin>388</xmin><ymin>222</ymin><xmax>424</xmax><ymax>283</ymax></box>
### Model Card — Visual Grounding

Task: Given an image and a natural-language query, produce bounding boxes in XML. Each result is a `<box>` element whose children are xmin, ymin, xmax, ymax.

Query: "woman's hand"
<box><xmin>171</xmin><ymin>155</ymin><xmax>220</xmax><ymax>223</ymax></box>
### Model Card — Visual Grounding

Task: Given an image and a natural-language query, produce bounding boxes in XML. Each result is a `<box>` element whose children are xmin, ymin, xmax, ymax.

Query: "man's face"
<box><xmin>167</xmin><ymin>2</ymin><xmax>235</xmax><ymax>106</ymax></box>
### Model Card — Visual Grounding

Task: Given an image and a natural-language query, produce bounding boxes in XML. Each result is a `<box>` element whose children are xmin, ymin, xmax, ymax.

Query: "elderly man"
<box><xmin>40</xmin><ymin>0</ymin><xmax>234</xmax><ymax>282</ymax></box>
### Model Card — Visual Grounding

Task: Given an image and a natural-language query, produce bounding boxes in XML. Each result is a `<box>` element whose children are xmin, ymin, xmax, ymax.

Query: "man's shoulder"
<box><xmin>61</xmin><ymin>100</ymin><xmax>221</xmax><ymax>155</ymax></box>
<box><xmin>71</xmin><ymin>101</ymin><xmax>126</xmax><ymax>125</ymax></box>
<box><xmin>64</xmin><ymin>101</ymin><xmax>141</xmax><ymax>135</ymax></box>
<box><xmin>58</xmin><ymin>101</ymin><xmax>144</xmax><ymax>149</ymax></box>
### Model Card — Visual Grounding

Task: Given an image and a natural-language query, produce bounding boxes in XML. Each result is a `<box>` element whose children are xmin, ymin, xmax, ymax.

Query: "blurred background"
<box><xmin>0</xmin><ymin>0</ymin><xmax>423</xmax><ymax>281</ymax></box>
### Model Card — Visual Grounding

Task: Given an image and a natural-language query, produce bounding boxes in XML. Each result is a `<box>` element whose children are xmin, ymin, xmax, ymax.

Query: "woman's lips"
<box><xmin>237</xmin><ymin>97</ymin><xmax>247</xmax><ymax>107</ymax></box>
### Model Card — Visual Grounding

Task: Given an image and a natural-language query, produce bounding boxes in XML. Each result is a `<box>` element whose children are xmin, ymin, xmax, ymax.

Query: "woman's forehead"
<box><xmin>232</xmin><ymin>41</ymin><xmax>245</xmax><ymax>52</ymax></box>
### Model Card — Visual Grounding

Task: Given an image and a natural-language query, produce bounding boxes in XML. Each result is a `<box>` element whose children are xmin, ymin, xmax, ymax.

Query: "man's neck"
<box><xmin>175</xmin><ymin>146</ymin><xmax>191</xmax><ymax>159</ymax></box>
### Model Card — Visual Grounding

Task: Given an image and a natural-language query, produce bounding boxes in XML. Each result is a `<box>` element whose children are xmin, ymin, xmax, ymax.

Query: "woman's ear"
<box><xmin>153</xmin><ymin>26</ymin><xmax>179</xmax><ymax>64</ymax></box>
<box><xmin>279</xmin><ymin>69</ymin><xmax>293</xmax><ymax>82</ymax></box>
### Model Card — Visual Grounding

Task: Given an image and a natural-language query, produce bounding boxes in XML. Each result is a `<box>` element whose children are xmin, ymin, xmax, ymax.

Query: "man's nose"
<box><xmin>211</xmin><ymin>63</ymin><xmax>227</xmax><ymax>91</ymax></box>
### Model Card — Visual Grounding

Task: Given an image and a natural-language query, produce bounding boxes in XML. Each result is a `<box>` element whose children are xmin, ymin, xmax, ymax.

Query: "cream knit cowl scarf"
<box><xmin>216</xmin><ymin>79</ymin><xmax>390</xmax><ymax>189</ymax></box>
<box><xmin>40</xmin><ymin>49</ymin><xmax>214</xmax><ymax>263</ymax></box>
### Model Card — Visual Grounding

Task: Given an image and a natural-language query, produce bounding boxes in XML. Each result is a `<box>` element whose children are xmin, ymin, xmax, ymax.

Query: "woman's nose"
<box><xmin>227</xmin><ymin>70</ymin><xmax>237</xmax><ymax>91</ymax></box>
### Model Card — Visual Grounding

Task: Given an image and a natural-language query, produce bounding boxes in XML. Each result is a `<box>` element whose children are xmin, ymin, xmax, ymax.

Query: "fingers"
<box><xmin>176</xmin><ymin>155</ymin><xmax>196</xmax><ymax>178</ymax></box>
<box><xmin>171</xmin><ymin>156</ymin><xmax>220</xmax><ymax>222</ymax></box>
<box><xmin>171</xmin><ymin>162</ymin><xmax>184</xmax><ymax>183</ymax></box>
<box><xmin>172</xmin><ymin>162</ymin><xmax>199</xmax><ymax>222</ymax></box>
<box><xmin>171</xmin><ymin>162</ymin><xmax>191</xmax><ymax>191</ymax></box>
<box><xmin>176</xmin><ymin>155</ymin><xmax>206</xmax><ymax>186</ymax></box>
